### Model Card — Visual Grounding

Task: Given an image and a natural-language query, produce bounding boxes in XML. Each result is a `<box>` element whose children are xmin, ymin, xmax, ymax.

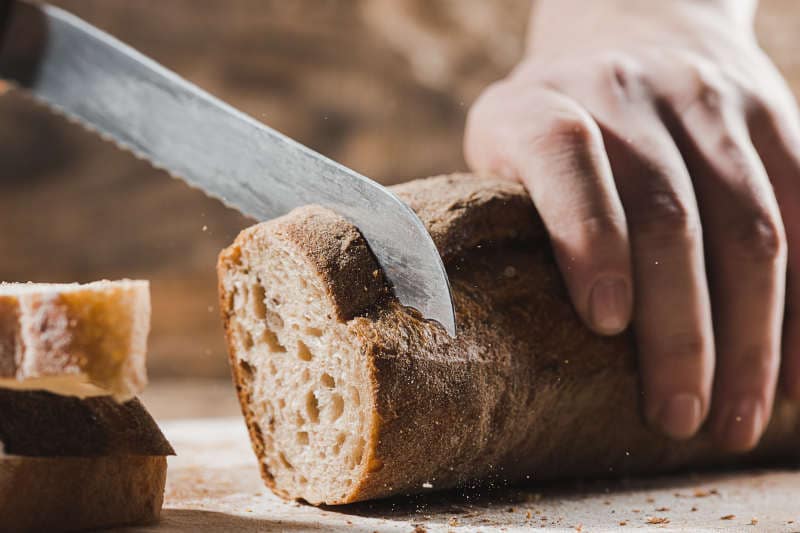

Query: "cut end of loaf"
<box><xmin>219</xmin><ymin>218</ymin><xmax>376</xmax><ymax>505</ymax></box>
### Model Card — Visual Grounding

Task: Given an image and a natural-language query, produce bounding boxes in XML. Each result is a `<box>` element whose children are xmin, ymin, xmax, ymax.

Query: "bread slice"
<box><xmin>218</xmin><ymin>174</ymin><xmax>800</xmax><ymax>505</ymax></box>
<box><xmin>0</xmin><ymin>280</ymin><xmax>150</xmax><ymax>401</ymax></box>
<box><xmin>0</xmin><ymin>389</ymin><xmax>174</xmax><ymax>531</ymax></box>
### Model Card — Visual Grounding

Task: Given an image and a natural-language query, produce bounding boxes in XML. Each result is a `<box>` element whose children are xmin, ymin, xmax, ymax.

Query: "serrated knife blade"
<box><xmin>0</xmin><ymin>1</ymin><xmax>456</xmax><ymax>336</ymax></box>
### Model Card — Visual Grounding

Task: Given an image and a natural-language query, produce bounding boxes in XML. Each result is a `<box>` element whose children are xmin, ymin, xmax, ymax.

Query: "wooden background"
<box><xmin>0</xmin><ymin>0</ymin><xmax>798</xmax><ymax>378</ymax></box>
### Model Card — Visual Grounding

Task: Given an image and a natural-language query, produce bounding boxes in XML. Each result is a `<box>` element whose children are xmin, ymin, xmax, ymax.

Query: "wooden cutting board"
<box><xmin>120</xmin><ymin>409</ymin><xmax>800</xmax><ymax>532</ymax></box>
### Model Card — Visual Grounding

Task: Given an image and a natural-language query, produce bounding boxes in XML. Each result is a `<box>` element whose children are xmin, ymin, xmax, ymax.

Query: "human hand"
<box><xmin>465</xmin><ymin>0</ymin><xmax>800</xmax><ymax>451</ymax></box>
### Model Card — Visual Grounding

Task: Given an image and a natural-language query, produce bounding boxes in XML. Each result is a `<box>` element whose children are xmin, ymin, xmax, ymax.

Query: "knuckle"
<box><xmin>631</xmin><ymin>188</ymin><xmax>701</xmax><ymax>245</ymax></box>
<box><xmin>691</xmin><ymin>66</ymin><xmax>728</xmax><ymax>108</ymax></box>
<box><xmin>557</xmin><ymin>211</ymin><xmax>627</xmax><ymax>244</ymax></box>
<box><xmin>600</xmin><ymin>53</ymin><xmax>646</xmax><ymax>98</ymax></box>
<box><xmin>670</xmin><ymin>58</ymin><xmax>733</xmax><ymax>114</ymax></box>
<box><xmin>730</xmin><ymin>209</ymin><xmax>786</xmax><ymax>263</ymax></box>
<box><xmin>537</xmin><ymin>108</ymin><xmax>599</xmax><ymax>150</ymax></box>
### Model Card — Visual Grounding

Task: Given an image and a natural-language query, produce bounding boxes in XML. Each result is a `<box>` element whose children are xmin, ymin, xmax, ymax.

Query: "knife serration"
<box><xmin>0</xmin><ymin>2</ymin><xmax>456</xmax><ymax>335</ymax></box>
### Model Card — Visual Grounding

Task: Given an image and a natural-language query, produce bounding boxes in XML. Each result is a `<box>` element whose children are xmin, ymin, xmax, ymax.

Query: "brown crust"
<box><xmin>391</xmin><ymin>173</ymin><xmax>545</xmax><ymax>260</ymax></box>
<box><xmin>218</xmin><ymin>174</ymin><xmax>800</xmax><ymax>504</ymax></box>
<box><xmin>0</xmin><ymin>390</ymin><xmax>175</xmax><ymax>457</ymax></box>
<box><xmin>0</xmin><ymin>455</ymin><xmax>167</xmax><ymax>531</ymax></box>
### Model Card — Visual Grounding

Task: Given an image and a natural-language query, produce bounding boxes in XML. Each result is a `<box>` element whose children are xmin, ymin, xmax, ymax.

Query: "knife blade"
<box><xmin>0</xmin><ymin>1</ymin><xmax>456</xmax><ymax>336</ymax></box>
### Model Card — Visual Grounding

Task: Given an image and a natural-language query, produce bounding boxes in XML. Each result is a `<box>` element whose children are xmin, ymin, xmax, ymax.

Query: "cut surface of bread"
<box><xmin>0</xmin><ymin>390</ymin><xmax>173</xmax><ymax>531</ymax></box>
<box><xmin>218</xmin><ymin>174</ymin><xmax>800</xmax><ymax>505</ymax></box>
<box><xmin>0</xmin><ymin>279</ymin><xmax>150</xmax><ymax>400</ymax></box>
<box><xmin>218</xmin><ymin>207</ymin><xmax>380</xmax><ymax>504</ymax></box>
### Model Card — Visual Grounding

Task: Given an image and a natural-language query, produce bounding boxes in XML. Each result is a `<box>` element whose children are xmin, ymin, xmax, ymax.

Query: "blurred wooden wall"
<box><xmin>0</xmin><ymin>0</ymin><xmax>797</xmax><ymax>378</ymax></box>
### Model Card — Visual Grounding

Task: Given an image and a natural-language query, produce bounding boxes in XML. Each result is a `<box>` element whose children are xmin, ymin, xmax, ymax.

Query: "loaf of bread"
<box><xmin>217</xmin><ymin>174</ymin><xmax>800</xmax><ymax>505</ymax></box>
<box><xmin>0</xmin><ymin>280</ymin><xmax>150</xmax><ymax>400</ymax></box>
<box><xmin>0</xmin><ymin>389</ymin><xmax>173</xmax><ymax>531</ymax></box>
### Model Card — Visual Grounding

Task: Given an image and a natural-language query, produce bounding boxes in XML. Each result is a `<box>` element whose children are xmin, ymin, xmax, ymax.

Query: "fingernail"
<box><xmin>589</xmin><ymin>277</ymin><xmax>630</xmax><ymax>334</ymax></box>
<box><xmin>718</xmin><ymin>397</ymin><xmax>764</xmax><ymax>452</ymax></box>
<box><xmin>657</xmin><ymin>393</ymin><xmax>703</xmax><ymax>440</ymax></box>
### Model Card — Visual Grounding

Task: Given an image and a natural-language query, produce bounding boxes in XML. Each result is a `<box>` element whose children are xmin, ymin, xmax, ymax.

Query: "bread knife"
<box><xmin>0</xmin><ymin>1</ymin><xmax>456</xmax><ymax>336</ymax></box>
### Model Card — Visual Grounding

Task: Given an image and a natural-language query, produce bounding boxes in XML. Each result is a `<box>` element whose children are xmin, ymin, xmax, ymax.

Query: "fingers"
<box><xmin>465</xmin><ymin>84</ymin><xmax>633</xmax><ymax>335</ymax></box>
<box><xmin>466</xmin><ymin>57</ymin><xmax>792</xmax><ymax>451</ymax></box>
<box><xmin>602</xmin><ymin>119</ymin><xmax>715</xmax><ymax>441</ymax></box>
<box><xmin>663</xmin><ymin>88</ymin><xmax>787</xmax><ymax>452</ymax></box>
<box><xmin>747</xmin><ymin>94</ymin><xmax>800</xmax><ymax>402</ymax></box>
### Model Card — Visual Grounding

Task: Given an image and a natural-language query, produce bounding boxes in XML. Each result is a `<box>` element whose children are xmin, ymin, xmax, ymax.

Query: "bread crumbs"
<box><xmin>619</xmin><ymin>520</ymin><xmax>628</xmax><ymax>526</ymax></box>
<box><xmin>655</xmin><ymin>507</ymin><xmax>670</xmax><ymax>512</ymax></box>
<box><xmin>750</xmin><ymin>518</ymin><xmax>759</xmax><ymax>526</ymax></box>
<box><xmin>721</xmin><ymin>515</ymin><xmax>735</xmax><ymax>520</ymax></box>
<box><xmin>646</xmin><ymin>517</ymin><xmax>670</xmax><ymax>525</ymax></box>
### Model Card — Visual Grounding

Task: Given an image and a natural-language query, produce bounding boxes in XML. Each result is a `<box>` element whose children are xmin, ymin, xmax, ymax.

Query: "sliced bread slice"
<box><xmin>0</xmin><ymin>389</ymin><xmax>174</xmax><ymax>531</ymax></box>
<box><xmin>0</xmin><ymin>279</ymin><xmax>149</xmax><ymax>400</ymax></box>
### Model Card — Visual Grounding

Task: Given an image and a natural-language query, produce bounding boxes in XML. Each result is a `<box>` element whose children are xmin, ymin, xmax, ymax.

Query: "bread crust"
<box><xmin>0</xmin><ymin>390</ymin><xmax>174</xmax><ymax>457</ymax></box>
<box><xmin>0</xmin><ymin>455</ymin><xmax>167</xmax><ymax>532</ymax></box>
<box><xmin>0</xmin><ymin>389</ymin><xmax>173</xmax><ymax>531</ymax></box>
<box><xmin>219</xmin><ymin>174</ymin><xmax>800</xmax><ymax>504</ymax></box>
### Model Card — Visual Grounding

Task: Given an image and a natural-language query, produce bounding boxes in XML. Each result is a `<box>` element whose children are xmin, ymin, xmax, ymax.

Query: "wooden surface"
<box><xmin>129</xmin><ymin>381</ymin><xmax>800</xmax><ymax>532</ymax></box>
<box><xmin>125</xmin><ymin>418</ymin><xmax>800</xmax><ymax>532</ymax></box>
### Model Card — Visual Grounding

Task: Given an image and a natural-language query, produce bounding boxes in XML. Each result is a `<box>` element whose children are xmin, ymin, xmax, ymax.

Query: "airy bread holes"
<box><xmin>350</xmin><ymin>438</ymin><xmax>365</xmax><ymax>469</ymax></box>
<box><xmin>306</xmin><ymin>391</ymin><xmax>320</xmax><ymax>423</ymax></box>
<box><xmin>329</xmin><ymin>393</ymin><xmax>344</xmax><ymax>422</ymax></box>
<box><xmin>305</xmin><ymin>326</ymin><xmax>323</xmax><ymax>337</ymax></box>
<box><xmin>296</xmin><ymin>431</ymin><xmax>309</xmax><ymax>445</ymax></box>
<box><xmin>349</xmin><ymin>386</ymin><xmax>360</xmax><ymax>406</ymax></box>
<box><xmin>237</xmin><ymin>325</ymin><xmax>254</xmax><ymax>350</ymax></box>
<box><xmin>297</xmin><ymin>340</ymin><xmax>313</xmax><ymax>361</ymax></box>
<box><xmin>263</xmin><ymin>328</ymin><xmax>286</xmax><ymax>353</ymax></box>
<box><xmin>279</xmin><ymin>452</ymin><xmax>294</xmax><ymax>470</ymax></box>
<box><xmin>320</xmin><ymin>373</ymin><xmax>335</xmax><ymax>388</ymax></box>
<box><xmin>252</xmin><ymin>283</ymin><xmax>267</xmax><ymax>319</ymax></box>
<box><xmin>238</xmin><ymin>360</ymin><xmax>255</xmax><ymax>380</ymax></box>
<box><xmin>333</xmin><ymin>433</ymin><xmax>346</xmax><ymax>455</ymax></box>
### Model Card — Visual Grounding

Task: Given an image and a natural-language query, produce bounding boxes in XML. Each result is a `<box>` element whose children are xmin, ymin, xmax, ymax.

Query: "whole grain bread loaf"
<box><xmin>217</xmin><ymin>174</ymin><xmax>800</xmax><ymax>505</ymax></box>
<box><xmin>0</xmin><ymin>390</ymin><xmax>174</xmax><ymax>531</ymax></box>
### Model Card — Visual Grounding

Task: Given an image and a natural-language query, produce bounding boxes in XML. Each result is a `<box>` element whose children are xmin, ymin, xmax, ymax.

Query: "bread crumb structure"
<box><xmin>220</xmin><ymin>225</ymin><xmax>374</xmax><ymax>504</ymax></box>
